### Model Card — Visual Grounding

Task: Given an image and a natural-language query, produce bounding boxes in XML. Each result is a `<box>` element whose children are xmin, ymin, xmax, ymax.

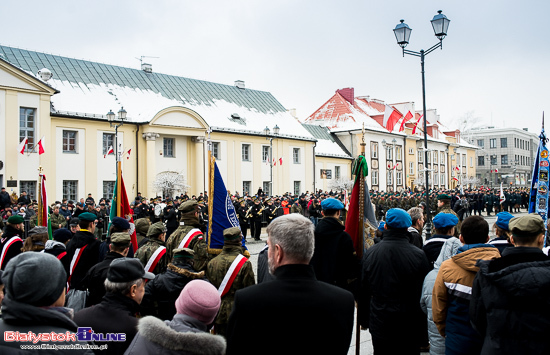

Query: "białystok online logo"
<box><xmin>4</xmin><ymin>327</ymin><xmax>126</xmax><ymax>343</ymax></box>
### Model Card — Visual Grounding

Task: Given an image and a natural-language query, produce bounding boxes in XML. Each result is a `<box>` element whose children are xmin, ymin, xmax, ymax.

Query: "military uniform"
<box><xmin>50</xmin><ymin>212</ymin><xmax>67</xmax><ymax>230</ymax></box>
<box><xmin>134</xmin><ymin>222</ymin><xmax>168</xmax><ymax>275</ymax></box>
<box><xmin>250</xmin><ymin>200</ymin><xmax>263</xmax><ymax>240</ymax></box>
<box><xmin>206</xmin><ymin>227</ymin><xmax>255</xmax><ymax>336</ymax></box>
<box><xmin>236</xmin><ymin>201</ymin><xmax>248</xmax><ymax>238</ymax></box>
<box><xmin>165</xmin><ymin>200</ymin><xmax>210</xmax><ymax>271</ymax></box>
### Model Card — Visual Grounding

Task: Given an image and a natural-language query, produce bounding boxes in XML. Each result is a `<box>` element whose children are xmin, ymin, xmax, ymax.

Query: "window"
<box><xmin>294</xmin><ymin>181</ymin><xmax>301</xmax><ymax>195</ymax></box>
<box><xmin>293</xmin><ymin>148</ymin><xmax>301</xmax><ymax>164</ymax></box>
<box><xmin>501</xmin><ymin>138</ymin><xmax>507</xmax><ymax>148</ymax></box>
<box><xmin>103</xmin><ymin>181</ymin><xmax>115</xmax><ymax>199</ymax></box>
<box><xmin>387</xmin><ymin>171</ymin><xmax>393</xmax><ymax>185</ymax></box>
<box><xmin>262</xmin><ymin>146</ymin><xmax>270</xmax><ymax>163</ymax></box>
<box><xmin>418</xmin><ymin>150</ymin><xmax>424</xmax><ymax>163</ymax></box>
<box><xmin>63</xmin><ymin>180</ymin><xmax>78</xmax><ymax>201</ymax></box>
<box><xmin>102</xmin><ymin>133</ymin><xmax>114</xmax><ymax>156</ymax></box>
<box><xmin>434</xmin><ymin>173</ymin><xmax>439</xmax><ymax>185</ymax></box>
<box><xmin>20</xmin><ymin>107</ymin><xmax>36</xmax><ymax>153</ymax></box>
<box><xmin>396</xmin><ymin>171</ymin><xmax>402</xmax><ymax>186</ymax></box>
<box><xmin>462</xmin><ymin>155</ymin><xmax>466</xmax><ymax>167</ymax></box>
<box><xmin>427</xmin><ymin>151</ymin><xmax>431</xmax><ymax>164</ymax></box>
<box><xmin>396</xmin><ymin>146</ymin><xmax>402</xmax><ymax>161</ymax></box>
<box><xmin>490</xmin><ymin>155</ymin><xmax>497</xmax><ymax>165</ymax></box>
<box><xmin>20</xmin><ymin>181</ymin><xmax>37</xmax><ymax>201</ymax></box>
<box><xmin>409</xmin><ymin>161</ymin><xmax>414</xmax><ymax>175</ymax></box>
<box><xmin>433</xmin><ymin>151</ymin><xmax>438</xmax><ymax>164</ymax></box>
<box><xmin>63</xmin><ymin>130</ymin><xmax>77</xmax><ymax>153</ymax></box>
<box><xmin>477</xmin><ymin>139</ymin><xmax>484</xmax><ymax>148</ymax></box>
<box><xmin>440</xmin><ymin>173</ymin><xmax>446</xmax><ymax>187</ymax></box>
<box><xmin>372</xmin><ymin>170</ymin><xmax>379</xmax><ymax>185</ymax></box>
<box><xmin>163</xmin><ymin>138</ymin><xmax>175</xmax><ymax>157</ymax></box>
<box><xmin>386</xmin><ymin>146</ymin><xmax>393</xmax><ymax>160</ymax></box>
<box><xmin>501</xmin><ymin>155</ymin><xmax>508</xmax><ymax>165</ymax></box>
<box><xmin>262</xmin><ymin>181</ymin><xmax>271</xmax><ymax>196</ymax></box>
<box><xmin>335</xmin><ymin>166</ymin><xmax>341</xmax><ymax>179</ymax></box>
<box><xmin>490</xmin><ymin>138</ymin><xmax>497</xmax><ymax>148</ymax></box>
<box><xmin>212</xmin><ymin>142</ymin><xmax>220</xmax><ymax>160</ymax></box>
<box><xmin>371</xmin><ymin>142</ymin><xmax>378</xmax><ymax>158</ymax></box>
<box><xmin>408</xmin><ymin>148</ymin><xmax>414</xmax><ymax>155</ymax></box>
<box><xmin>470</xmin><ymin>157</ymin><xmax>474</xmax><ymax>167</ymax></box>
<box><xmin>242</xmin><ymin>181</ymin><xmax>251</xmax><ymax>194</ymax></box>
<box><xmin>478</xmin><ymin>156</ymin><xmax>484</xmax><ymax>166</ymax></box>
<box><xmin>242</xmin><ymin>144</ymin><xmax>251</xmax><ymax>161</ymax></box>
<box><xmin>440</xmin><ymin>152</ymin><xmax>445</xmax><ymax>164</ymax></box>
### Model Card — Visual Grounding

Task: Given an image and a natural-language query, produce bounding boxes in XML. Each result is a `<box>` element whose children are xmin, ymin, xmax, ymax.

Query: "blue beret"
<box><xmin>385</xmin><ymin>208</ymin><xmax>412</xmax><ymax>229</ymax></box>
<box><xmin>378</xmin><ymin>221</ymin><xmax>385</xmax><ymax>232</ymax></box>
<box><xmin>321</xmin><ymin>198</ymin><xmax>344</xmax><ymax>210</ymax></box>
<box><xmin>495</xmin><ymin>212</ymin><xmax>514</xmax><ymax>231</ymax></box>
<box><xmin>111</xmin><ymin>216</ymin><xmax>131</xmax><ymax>230</ymax></box>
<box><xmin>78</xmin><ymin>212</ymin><xmax>97</xmax><ymax>222</ymax></box>
<box><xmin>433</xmin><ymin>213</ymin><xmax>459</xmax><ymax>229</ymax></box>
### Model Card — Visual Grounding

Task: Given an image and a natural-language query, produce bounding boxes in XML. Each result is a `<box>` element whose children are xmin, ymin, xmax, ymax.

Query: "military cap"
<box><xmin>509</xmin><ymin>214</ymin><xmax>545</xmax><ymax>237</ymax></box>
<box><xmin>107</xmin><ymin>258</ymin><xmax>155</xmax><ymax>282</ymax></box>
<box><xmin>111</xmin><ymin>216</ymin><xmax>131</xmax><ymax>230</ymax></box>
<box><xmin>69</xmin><ymin>217</ymin><xmax>80</xmax><ymax>226</ymax></box>
<box><xmin>7</xmin><ymin>215</ymin><xmax>24</xmax><ymax>224</ymax></box>
<box><xmin>223</xmin><ymin>227</ymin><xmax>242</xmax><ymax>241</ymax></box>
<box><xmin>78</xmin><ymin>212</ymin><xmax>97</xmax><ymax>222</ymax></box>
<box><xmin>495</xmin><ymin>212</ymin><xmax>514</xmax><ymax>231</ymax></box>
<box><xmin>147</xmin><ymin>222</ymin><xmax>167</xmax><ymax>237</ymax></box>
<box><xmin>110</xmin><ymin>232</ymin><xmax>131</xmax><ymax>245</ymax></box>
<box><xmin>172</xmin><ymin>248</ymin><xmax>195</xmax><ymax>259</ymax></box>
<box><xmin>437</xmin><ymin>194</ymin><xmax>451</xmax><ymax>200</ymax></box>
<box><xmin>179</xmin><ymin>200</ymin><xmax>199</xmax><ymax>213</ymax></box>
<box><xmin>321</xmin><ymin>198</ymin><xmax>344</xmax><ymax>210</ymax></box>
<box><xmin>385</xmin><ymin>208</ymin><xmax>412</xmax><ymax>229</ymax></box>
<box><xmin>433</xmin><ymin>213</ymin><xmax>459</xmax><ymax>229</ymax></box>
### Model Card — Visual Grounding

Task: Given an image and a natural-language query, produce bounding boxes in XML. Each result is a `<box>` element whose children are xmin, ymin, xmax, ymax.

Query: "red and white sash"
<box><xmin>144</xmin><ymin>246</ymin><xmax>166</xmax><ymax>273</ymax></box>
<box><xmin>67</xmin><ymin>245</ymin><xmax>88</xmax><ymax>292</ymax></box>
<box><xmin>57</xmin><ymin>251</ymin><xmax>67</xmax><ymax>260</ymax></box>
<box><xmin>0</xmin><ymin>236</ymin><xmax>23</xmax><ymax>269</ymax></box>
<box><xmin>177</xmin><ymin>228</ymin><xmax>202</xmax><ymax>249</ymax></box>
<box><xmin>218</xmin><ymin>254</ymin><xmax>247</xmax><ymax>297</ymax></box>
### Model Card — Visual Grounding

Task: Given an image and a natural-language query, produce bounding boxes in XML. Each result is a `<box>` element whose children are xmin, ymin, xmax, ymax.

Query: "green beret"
<box><xmin>509</xmin><ymin>214</ymin><xmax>545</xmax><ymax>238</ymax></box>
<box><xmin>147</xmin><ymin>222</ymin><xmax>167</xmax><ymax>237</ymax></box>
<box><xmin>78</xmin><ymin>212</ymin><xmax>97</xmax><ymax>222</ymax></box>
<box><xmin>437</xmin><ymin>194</ymin><xmax>451</xmax><ymax>200</ymax></box>
<box><xmin>110</xmin><ymin>232</ymin><xmax>131</xmax><ymax>245</ymax></box>
<box><xmin>7</xmin><ymin>215</ymin><xmax>24</xmax><ymax>224</ymax></box>
<box><xmin>178</xmin><ymin>200</ymin><xmax>198</xmax><ymax>213</ymax></box>
<box><xmin>223</xmin><ymin>227</ymin><xmax>242</xmax><ymax>241</ymax></box>
<box><xmin>172</xmin><ymin>248</ymin><xmax>195</xmax><ymax>259</ymax></box>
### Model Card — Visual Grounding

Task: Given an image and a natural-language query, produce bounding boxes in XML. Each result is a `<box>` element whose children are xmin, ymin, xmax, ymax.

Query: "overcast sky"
<box><xmin>2</xmin><ymin>0</ymin><xmax>548</xmax><ymax>134</ymax></box>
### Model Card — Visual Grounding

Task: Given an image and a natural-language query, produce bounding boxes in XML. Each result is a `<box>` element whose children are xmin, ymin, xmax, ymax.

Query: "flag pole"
<box><xmin>37</xmin><ymin>166</ymin><xmax>43</xmax><ymax>226</ymax></box>
<box><xmin>116</xmin><ymin>161</ymin><xmax>122</xmax><ymax>217</ymax></box>
<box><xmin>355</xmin><ymin>124</ymin><xmax>367</xmax><ymax>355</ymax></box>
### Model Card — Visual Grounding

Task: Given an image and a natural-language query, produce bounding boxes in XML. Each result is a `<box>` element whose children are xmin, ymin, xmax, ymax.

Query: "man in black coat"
<box><xmin>0</xmin><ymin>215</ymin><xmax>24</xmax><ymax>270</ymax></box>
<box><xmin>310</xmin><ymin>198</ymin><xmax>360</xmax><ymax>295</ymax></box>
<box><xmin>470</xmin><ymin>214</ymin><xmax>550</xmax><ymax>355</ymax></box>
<box><xmin>358</xmin><ymin>208</ymin><xmax>430</xmax><ymax>355</ymax></box>
<box><xmin>226</xmin><ymin>214</ymin><xmax>355</xmax><ymax>355</ymax></box>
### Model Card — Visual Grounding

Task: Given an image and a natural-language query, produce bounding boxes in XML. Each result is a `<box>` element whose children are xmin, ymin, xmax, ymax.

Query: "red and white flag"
<box><xmin>126</xmin><ymin>148</ymin><xmax>132</xmax><ymax>159</ymax></box>
<box><xmin>273</xmin><ymin>158</ymin><xmax>277</xmax><ymax>166</ymax></box>
<box><xmin>495</xmin><ymin>168</ymin><xmax>499</xmax><ymax>173</ymax></box>
<box><xmin>452</xmin><ymin>177</ymin><xmax>459</xmax><ymax>182</ymax></box>
<box><xmin>454</xmin><ymin>166</ymin><xmax>460</xmax><ymax>172</ymax></box>
<box><xmin>104</xmin><ymin>145</ymin><xmax>114</xmax><ymax>158</ymax></box>
<box><xmin>279</xmin><ymin>157</ymin><xmax>283</xmax><ymax>165</ymax></box>
<box><xmin>398</xmin><ymin>111</ymin><xmax>414</xmax><ymax>132</ymax></box>
<box><xmin>383</xmin><ymin>105</ymin><xmax>402</xmax><ymax>132</ymax></box>
<box><xmin>37</xmin><ymin>136</ymin><xmax>45</xmax><ymax>155</ymax></box>
<box><xmin>411</xmin><ymin>114</ymin><xmax>423</xmax><ymax>135</ymax></box>
<box><xmin>18</xmin><ymin>136</ymin><xmax>28</xmax><ymax>155</ymax></box>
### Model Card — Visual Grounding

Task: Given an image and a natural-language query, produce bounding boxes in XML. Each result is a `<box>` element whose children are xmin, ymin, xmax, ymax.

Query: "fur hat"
<box><xmin>175</xmin><ymin>280</ymin><xmax>221</xmax><ymax>325</ymax></box>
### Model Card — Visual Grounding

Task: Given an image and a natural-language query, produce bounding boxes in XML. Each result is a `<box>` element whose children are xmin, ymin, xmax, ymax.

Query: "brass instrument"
<box><xmin>244</xmin><ymin>206</ymin><xmax>253</xmax><ymax>219</ymax></box>
<box><xmin>257</xmin><ymin>206</ymin><xmax>266</xmax><ymax>216</ymax></box>
<box><xmin>271</xmin><ymin>206</ymin><xmax>280</xmax><ymax>215</ymax></box>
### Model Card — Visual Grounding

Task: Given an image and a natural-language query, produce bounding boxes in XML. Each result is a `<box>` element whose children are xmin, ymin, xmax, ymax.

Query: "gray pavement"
<box><xmin>243</xmin><ymin>210</ymin><xmax>527</xmax><ymax>355</ymax></box>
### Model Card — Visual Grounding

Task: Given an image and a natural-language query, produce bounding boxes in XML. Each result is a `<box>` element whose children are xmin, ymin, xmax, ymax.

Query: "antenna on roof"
<box><xmin>135</xmin><ymin>56</ymin><xmax>159</xmax><ymax>73</ymax></box>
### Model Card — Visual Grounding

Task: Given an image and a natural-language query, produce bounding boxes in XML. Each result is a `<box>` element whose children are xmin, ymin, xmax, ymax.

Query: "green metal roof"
<box><xmin>0</xmin><ymin>45</ymin><xmax>286</xmax><ymax>114</ymax></box>
<box><xmin>301</xmin><ymin>123</ymin><xmax>336</xmax><ymax>142</ymax></box>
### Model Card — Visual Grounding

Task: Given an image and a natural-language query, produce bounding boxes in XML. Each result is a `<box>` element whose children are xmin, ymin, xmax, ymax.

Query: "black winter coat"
<box><xmin>470</xmin><ymin>247</ymin><xmax>550</xmax><ymax>355</ymax></box>
<box><xmin>358</xmin><ymin>229</ymin><xmax>430</xmax><ymax>341</ymax></box>
<box><xmin>83</xmin><ymin>251</ymin><xmax>125</xmax><ymax>306</ymax></box>
<box><xmin>62</xmin><ymin>230</ymin><xmax>100</xmax><ymax>290</ymax></box>
<box><xmin>0</xmin><ymin>225</ymin><xmax>23</xmax><ymax>270</ymax></box>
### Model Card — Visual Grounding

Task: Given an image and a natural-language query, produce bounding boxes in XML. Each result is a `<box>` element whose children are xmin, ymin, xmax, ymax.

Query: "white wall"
<box><xmin>17</xmin><ymin>93</ymin><xmax>40</xmax><ymax>184</ymax></box>
<box><xmin>55</xmin><ymin>126</ymin><xmax>86</xmax><ymax>201</ymax></box>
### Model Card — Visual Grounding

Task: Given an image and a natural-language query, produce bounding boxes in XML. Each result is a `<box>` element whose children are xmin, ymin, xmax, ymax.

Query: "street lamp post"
<box><xmin>393</xmin><ymin>10</ymin><xmax>450</xmax><ymax>239</ymax></box>
<box><xmin>263</xmin><ymin>125</ymin><xmax>280</xmax><ymax>195</ymax></box>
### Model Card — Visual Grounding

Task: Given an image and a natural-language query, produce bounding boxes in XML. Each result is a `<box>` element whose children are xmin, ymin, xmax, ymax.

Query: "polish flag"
<box><xmin>383</xmin><ymin>105</ymin><xmax>402</xmax><ymax>132</ymax></box>
<box><xmin>411</xmin><ymin>114</ymin><xmax>423</xmax><ymax>135</ymax></box>
<box><xmin>454</xmin><ymin>166</ymin><xmax>460</xmax><ymax>172</ymax></box>
<box><xmin>104</xmin><ymin>145</ymin><xmax>114</xmax><ymax>158</ymax></box>
<box><xmin>126</xmin><ymin>148</ymin><xmax>132</xmax><ymax>159</ymax></box>
<box><xmin>495</xmin><ymin>168</ymin><xmax>498</xmax><ymax>173</ymax></box>
<box><xmin>398</xmin><ymin>111</ymin><xmax>414</xmax><ymax>132</ymax></box>
<box><xmin>279</xmin><ymin>157</ymin><xmax>283</xmax><ymax>165</ymax></box>
<box><xmin>452</xmin><ymin>177</ymin><xmax>459</xmax><ymax>182</ymax></box>
<box><xmin>18</xmin><ymin>136</ymin><xmax>28</xmax><ymax>155</ymax></box>
<box><xmin>273</xmin><ymin>158</ymin><xmax>277</xmax><ymax>166</ymax></box>
<box><xmin>37</xmin><ymin>136</ymin><xmax>45</xmax><ymax>155</ymax></box>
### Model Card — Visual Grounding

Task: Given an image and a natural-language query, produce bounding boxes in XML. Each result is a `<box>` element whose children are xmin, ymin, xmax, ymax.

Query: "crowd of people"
<box><xmin>0</xmin><ymin>183</ymin><xmax>547</xmax><ymax>354</ymax></box>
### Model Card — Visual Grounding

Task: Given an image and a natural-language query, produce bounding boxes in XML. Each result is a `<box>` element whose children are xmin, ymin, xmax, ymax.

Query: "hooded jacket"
<box><xmin>124</xmin><ymin>315</ymin><xmax>226</xmax><ymax>355</ymax></box>
<box><xmin>420</xmin><ymin>237</ymin><xmax>462</xmax><ymax>355</ymax></box>
<box><xmin>432</xmin><ymin>244</ymin><xmax>500</xmax><ymax>355</ymax></box>
<box><xmin>470</xmin><ymin>247</ymin><xmax>550</xmax><ymax>355</ymax></box>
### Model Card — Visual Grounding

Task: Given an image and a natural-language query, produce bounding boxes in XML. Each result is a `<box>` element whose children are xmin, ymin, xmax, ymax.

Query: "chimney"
<box><xmin>141</xmin><ymin>63</ymin><xmax>153</xmax><ymax>73</ymax></box>
<box><xmin>289</xmin><ymin>108</ymin><xmax>297</xmax><ymax>119</ymax></box>
<box><xmin>336</xmin><ymin>88</ymin><xmax>354</xmax><ymax>105</ymax></box>
<box><xmin>235</xmin><ymin>80</ymin><xmax>245</xmax><ymax>89</ymax></box>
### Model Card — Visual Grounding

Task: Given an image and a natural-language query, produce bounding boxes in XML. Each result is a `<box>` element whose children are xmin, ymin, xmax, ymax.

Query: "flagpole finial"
<box><xmin>38</xmin><ymin>166</ymin><xmax>43</xmax><ymax>173</ymax></box>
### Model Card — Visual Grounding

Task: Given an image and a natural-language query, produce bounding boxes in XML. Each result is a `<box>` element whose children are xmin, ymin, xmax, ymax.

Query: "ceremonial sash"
<box><xmin>0</xmin><ymin>236</ymin><xmax>23</xmax><ymax>269</ymax></box>
<box><xmin>144</xmin><ymin>246</ymin><xmax>166</xmax><ymax>273</ymax></box>
<box><xmin>218</xmin><ymin>254</ymin><xmax>247</xmax><ymax>297</ymax></box>
<box><xmin>489</xmin><ymin>239</ymin><xmax>509</xmax><ymax>245</ymax></box>
<box><xmin>67</xmin><ymin>245</ymin><xmax>88</xmax><ymax>292</ymax></box>
<box><xmin>423</xmin><ymin>237</ymin><xmax>449</xmax><ymax>246</ymax></box>
<box><xmin>178</xmin><ymin>228</ymin><xmax>202</xmax><ymax>249</ymax></box>
<box><xmin>56</xmin><ymin>251</ymin><xmax>68</xmax><ymax>260</ymax></box>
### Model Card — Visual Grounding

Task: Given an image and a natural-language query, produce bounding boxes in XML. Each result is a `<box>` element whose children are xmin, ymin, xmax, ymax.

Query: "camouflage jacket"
<box><xmin>165</xmin><ymin>223</ymin><xmax>209</xmax><ymax>271</ymax></box>
<box><xmin>205</xmin><ymin>245</ymin><xmax>255</xmax><ymax>327</ymax></box>
<box><xmin>50</xmin><ymin>213</ymin><xmax>67</xmax><ymax>230</ymax></box>
<box><xmin>134</xmin><ymin>237</ymin><xmax>168</xmax><ymax>275</ymax></box>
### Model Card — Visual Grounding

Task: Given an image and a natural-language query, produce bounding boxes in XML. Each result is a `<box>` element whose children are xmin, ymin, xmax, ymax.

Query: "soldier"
<box><xmin>250</xmin><ymin>198</ymin><xmax>263</xmax><ymax>241</ymax></box>
<box><xmin>50</xmin><ymin>206</ymin><xmax>66</xmax><ymax>231</ymax></box>
<box><xmin>265</xmin><ymin>198</ymin><xmax>277</xmax><ymax>225</ymax></box>
<box><xmin>206</xmin><ymin>227</ymin><xmax>255</xmax><ymax>336</ymax></box>
<box><xmin>236</xmin><ymin>199</ymin><xmax>249</xmax><ymax>239</ymax></box>
<box><xmin>436</xmin><ymin>194</ymin><xmax>460</xmax><ymax>237</ymax></box>
<box><xmin>135</xmin><ymin>222</ymin><xmax>168</xmax><ymax>275</ymax></box>
<box><xmin>165</xmin><ymin>200</ymin><xmax>209</xmax><ymax>271</ymax></box>
<box><xmin>134</xmin><ymin>218</ymin><xmax>151</xmax><ymax>249</ymax></box>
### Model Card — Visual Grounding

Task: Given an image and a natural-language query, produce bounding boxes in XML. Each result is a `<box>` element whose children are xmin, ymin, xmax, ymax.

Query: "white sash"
<box><xmin>144</xmin><ymin>246</ymin><xmax>166</xmax><ymax>272</ymax></box>
<box><xmin>218</xmin><ymin>254</ymin><xmax>247</xmax><ymax>296</ymax></box>
<box><xmin>177</xmin><ymin>228</ymin><xmax>202</xmax><ymax>249</ymax></box>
